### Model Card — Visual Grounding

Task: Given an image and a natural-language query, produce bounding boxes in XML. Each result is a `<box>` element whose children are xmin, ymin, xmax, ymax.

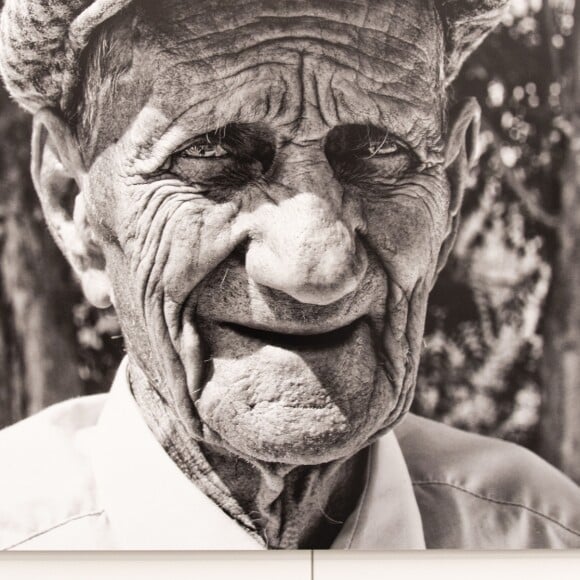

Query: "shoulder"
<box><xmin>0</xmin><ymin>395</ymin><xmax>109</xmax><ymax>550</ymax></box>
<box><xmin>395</xmin><ymin>413</ymin><xmax>580</xmax><ymax>548</ymax></box>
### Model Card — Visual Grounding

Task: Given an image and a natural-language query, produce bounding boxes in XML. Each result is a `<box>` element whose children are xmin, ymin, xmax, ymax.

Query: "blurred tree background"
<box><xmin>0</xmin><ymin>0</ymin><xmax>579</xmax><ymax>482</ymax></box>
<box><xmin>413</xmin><ymin>0</ymin><xmax>580</xmax><ymax>483</ymax></box>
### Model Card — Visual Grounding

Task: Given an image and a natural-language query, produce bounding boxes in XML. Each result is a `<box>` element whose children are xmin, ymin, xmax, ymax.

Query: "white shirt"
<box><xmin>1</xmin><ymin>358</ymin><xmax>579</xmax><ymax>550</ymax></box>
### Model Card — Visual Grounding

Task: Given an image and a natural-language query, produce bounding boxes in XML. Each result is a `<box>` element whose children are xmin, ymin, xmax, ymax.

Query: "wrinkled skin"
<box><xmin>32</xmin><ymin>0</ymin><xmax>478</xmax><ymax>548</ymax></box>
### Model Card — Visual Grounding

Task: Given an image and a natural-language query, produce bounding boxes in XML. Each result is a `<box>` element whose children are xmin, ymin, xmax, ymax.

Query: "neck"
<box><xmin>129</xmin><ymin>365</ymin><xmax>368</xmax><ymax>549</ymax></box>
<box><xmin>200</xmin><ymin>441</ymin><xmax>368</xmax><ymax>549</ymax></box>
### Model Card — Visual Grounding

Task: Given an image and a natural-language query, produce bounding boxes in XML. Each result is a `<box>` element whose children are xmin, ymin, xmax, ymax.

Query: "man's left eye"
<box><xmin>179</xmin><ymin>139</ymin><xmax>230</xmax><ymax>159</ymax></box>
<box><xmin>366</xmin><ymin>137</ymin><xmax>401</xmax><ymax>158</ymax></box>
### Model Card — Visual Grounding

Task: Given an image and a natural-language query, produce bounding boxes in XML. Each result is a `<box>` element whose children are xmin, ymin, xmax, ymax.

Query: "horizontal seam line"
<box><xmin>2</xmin><ymin>510</ymin><xmax>105</xmax><ymax>550</ymax></box>
<box><xmin>412</xmin><ymin>480</ymin><xmax>580</xmax><ymax>538</ymax></box>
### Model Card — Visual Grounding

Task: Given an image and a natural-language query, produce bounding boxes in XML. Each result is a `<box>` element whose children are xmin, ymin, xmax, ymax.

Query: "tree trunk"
<box><xmin>540</xmin><ymin>0</ymin><xmax>580</xmax><ymax>483</ymax></box>
<box><xmin>0</xmin><ymin>87</ymin><xmax>83</xmax><ymax>428</ymax></box>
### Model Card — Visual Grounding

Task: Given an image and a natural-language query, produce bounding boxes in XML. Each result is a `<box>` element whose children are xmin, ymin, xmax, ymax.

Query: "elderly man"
<box><xmin>0</xmin><ymin>0</ymin><xmax>579</xmax><ymax>550</ymax></box>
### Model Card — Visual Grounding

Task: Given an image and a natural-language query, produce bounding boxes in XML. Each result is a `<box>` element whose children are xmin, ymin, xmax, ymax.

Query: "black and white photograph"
<box><xmin>0</xmin><ymin>0</ymin><xmax>579</xmax><ymax>552</ymax></box>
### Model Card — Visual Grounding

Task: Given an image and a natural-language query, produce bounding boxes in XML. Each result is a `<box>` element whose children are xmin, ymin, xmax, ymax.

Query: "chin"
<box><xmin>193</xmin><ymin>318</ymin><xmax>401</xmax><ymax>465</ymax></box>
<box><xmin>200</xmin><ymin>390</ymin><xmax>393</xmax><ymax>465</ymax></box>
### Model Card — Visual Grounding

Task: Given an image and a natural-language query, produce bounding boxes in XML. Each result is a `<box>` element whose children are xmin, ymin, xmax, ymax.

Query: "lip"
<box><xmin>219</xmin><ymin>317</ymin><xmax>364</xmax><ymax>350</ymax></box>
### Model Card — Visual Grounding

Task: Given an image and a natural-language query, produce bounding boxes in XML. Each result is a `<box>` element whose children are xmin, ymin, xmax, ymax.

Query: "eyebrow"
<box><xmin>122</xmin><ymin>61</ymin><xmax>445</xmax><ymax>177</ymax></box>
<box><xmin>122</xmin><ymin>78</ymin><xmax>285</xmax><ymax>175</ymax></box>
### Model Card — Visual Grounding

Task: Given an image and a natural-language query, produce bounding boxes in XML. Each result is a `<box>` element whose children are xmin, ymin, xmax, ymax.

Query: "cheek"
<box><xmin>87</xmin><ymin>165</ymin><xmax>249</xmax><ymax>408</ymax></box>
<box><xmin>157</xmin><ymin>203</ymin><xmax>242</xmax><ymax>303</ymax></box>
<box><xmin>92</xmin><ymin>179</ymin><xmax>244</xmax><ymax>311</ymax></box>
<box><xmin>363</xmin><ymin>181</ymin><xmax>450</xmax><ymax>288</ymax></box>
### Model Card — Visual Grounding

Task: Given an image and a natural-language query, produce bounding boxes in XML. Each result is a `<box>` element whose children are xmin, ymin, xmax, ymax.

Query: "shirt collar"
<box><xmin>93</xmin><ymin>358</ymin><xmax>425</xmax><ymax>550</ymax></box>
<box><xmin>331</xmin><ymin>427</ymin><xmax>426</xmax><ymax>549</ymax></box>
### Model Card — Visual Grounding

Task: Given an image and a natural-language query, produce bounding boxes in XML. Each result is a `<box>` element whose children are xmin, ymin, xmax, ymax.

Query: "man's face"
<box><xmin>82</xmin><ymin>0</ymin><xmax>451</xmax><ymax>464</ymax></box>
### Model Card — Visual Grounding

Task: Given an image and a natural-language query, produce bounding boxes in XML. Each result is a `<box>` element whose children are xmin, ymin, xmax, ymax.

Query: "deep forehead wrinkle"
<box><xmin>121</xmin><ymin>55</ymin><xmax>442</xmax><ymax>176</ymax></box>
<box><xmin>138</xmin><ymin>1</ymin><xmax>443</xmax><ymax>118</ymax></box>
<box><xmin>138</xmin><ymin>0</ymin><xmax>442</xmax><ymax>86</ymax></box>
<box><xmin>141</xmin><ymin>0</ymin><xmax>437</xmax><ymax>42</ymax></box>
<box><xmin>91</xmin><ymin>0</ymin><xmax>445</xmax><ymax>161</ymax></box>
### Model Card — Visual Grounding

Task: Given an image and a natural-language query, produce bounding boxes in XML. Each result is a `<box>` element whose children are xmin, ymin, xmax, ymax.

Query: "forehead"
<box><xmin>90</xmin><ymin>0</ymin><xmax>445</xmax><ymax>156</ymax></box>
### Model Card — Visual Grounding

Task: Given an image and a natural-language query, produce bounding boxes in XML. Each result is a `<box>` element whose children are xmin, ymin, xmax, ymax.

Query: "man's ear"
<box><xmin>31</xmin><ymin>108</ymin><xmax>113</xmax><ymax>308</ymax></box>
<box><xmin>434</xmin><ymin>97</ymin><xmax>481</xmax><ymax>280</ymax></box>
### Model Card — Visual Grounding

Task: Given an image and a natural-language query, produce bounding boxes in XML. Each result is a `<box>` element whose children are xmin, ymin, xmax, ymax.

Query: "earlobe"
<box><xmin>73</xmin><ymin>193</ymin><xmax>114</xmax><ymax>309</ymax></box>
<box><xmin>80</xmin><ymin>270</ymin><xmax>114</xmax><ymax>309</ymax></box>
<box><xmin>31</xmin><ymin>108</ymin><xmax>113</xmax><ymax>309</ymax></box>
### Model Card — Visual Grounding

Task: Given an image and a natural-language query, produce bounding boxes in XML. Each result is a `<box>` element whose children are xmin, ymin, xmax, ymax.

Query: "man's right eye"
<box><xmin>166</xmin><ymin>124</ymin><xmax>276</xmax><ymax>184</ymax></box>
<box><xmin>177</xmin><ymin>136</ymin><xmax>230</xmax><ymax>159</ymax></box>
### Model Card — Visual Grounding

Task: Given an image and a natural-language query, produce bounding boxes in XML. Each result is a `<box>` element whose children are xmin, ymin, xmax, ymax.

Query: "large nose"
<box><xmin>245</xmin><ymin>151</ymin><xmax>367</xmax><ymax>306</ymax></box>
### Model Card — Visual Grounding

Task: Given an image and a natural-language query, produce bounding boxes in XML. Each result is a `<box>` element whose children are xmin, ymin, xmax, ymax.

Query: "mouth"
<box><xmin>220</xmin><ymin>317</ymin><xmax>364</xmax><ymax>350</ymax></box>
<box><xmin>196</xmin><ymin>313</ymin><xmax>389</xmax><ymax>464</ymax></box>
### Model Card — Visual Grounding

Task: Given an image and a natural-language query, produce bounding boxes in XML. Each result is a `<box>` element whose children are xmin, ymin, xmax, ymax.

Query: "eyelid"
<box><xmin>369</xmin><ymin>130</ymin><xmax>410</xmax><ymax>149</ymax></box>
<box><xmin>366</xmin><ymin>134</ymin><xmax>399</xmax><ymax>157</ymax></box>
<box><xmin>342</xmin><ymin>124</ymin><xmax>411</xmax><ymax>156</ymax></box>
<box><xmin>175</xmin><ymin>132</ymin><xmax>223</xmax><ymax>154</ymax></box>
<box><xmin>169</xmin><ymin>133</ymin><xmax>233</xmax><ymax>164</ymax></box>
<box><xmin>361</xmin><ymin>133</ymin><xmax>413</xmax><ymax>165</ymax></box>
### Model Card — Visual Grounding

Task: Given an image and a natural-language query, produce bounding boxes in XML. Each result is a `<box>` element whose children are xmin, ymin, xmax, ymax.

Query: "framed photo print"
<box><xmin>0</xmin><ymin>0</ymin><xmax>579</xmax><ymax>553</ymax></box>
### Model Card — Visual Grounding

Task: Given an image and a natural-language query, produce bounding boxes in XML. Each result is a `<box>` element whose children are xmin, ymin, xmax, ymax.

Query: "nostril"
<box><xmin>231</xmin><ymin>239</ymin><xmax>250</xmax><ymax>266</ymax></box>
